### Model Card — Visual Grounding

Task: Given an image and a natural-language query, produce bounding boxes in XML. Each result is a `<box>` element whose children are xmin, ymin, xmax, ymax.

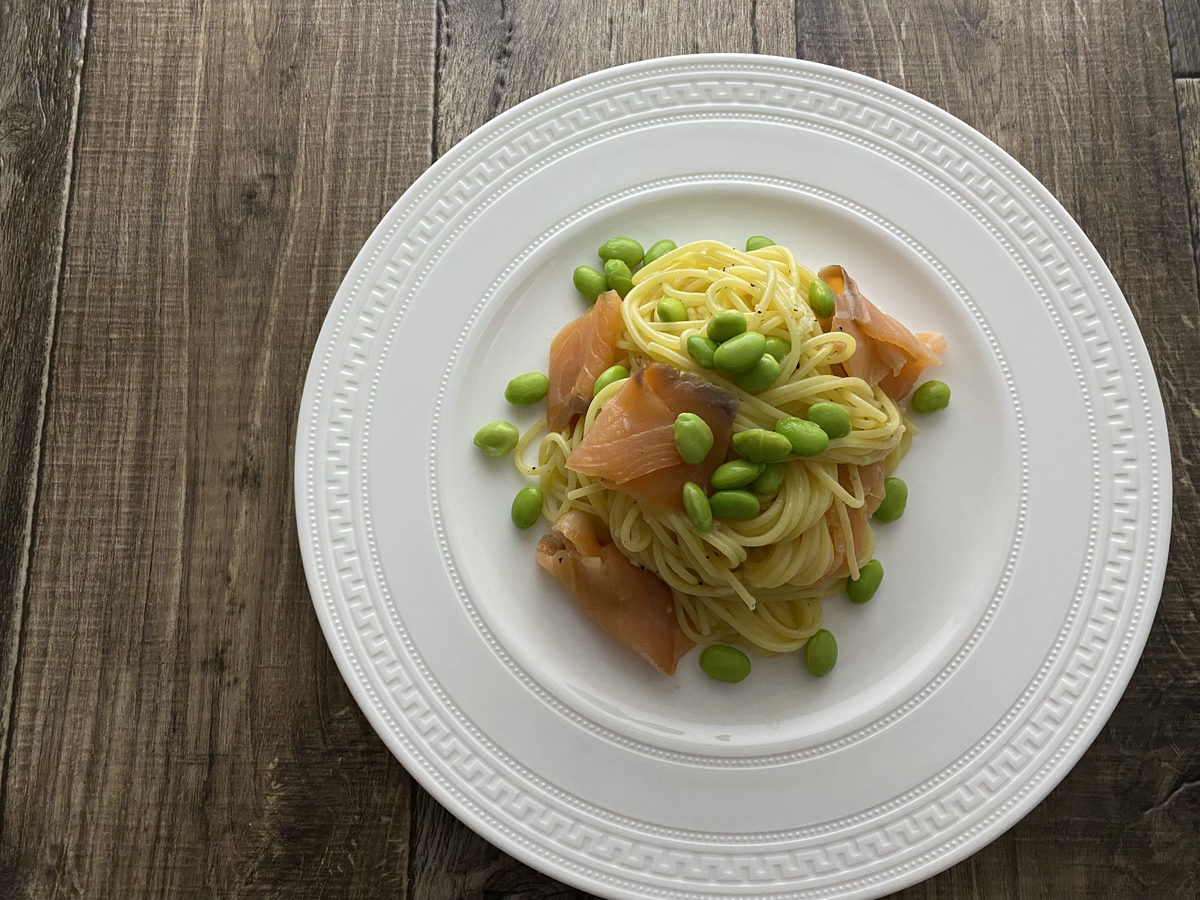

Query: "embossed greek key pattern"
<box><xmin>297</xmin><ymin>58</ymin><xmax>1166</xmax><ymax>897</ymax></box>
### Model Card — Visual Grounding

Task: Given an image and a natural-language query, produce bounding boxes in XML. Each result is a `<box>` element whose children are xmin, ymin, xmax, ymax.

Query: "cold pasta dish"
<box><xmin>474</xmin><ymin>235</ymin><xmax>951</xmax><ymax>683</ymax></box>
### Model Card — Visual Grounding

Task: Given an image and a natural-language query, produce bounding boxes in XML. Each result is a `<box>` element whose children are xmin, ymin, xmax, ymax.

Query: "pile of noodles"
<box><xmin>515</xmin><ymin>241</ymin><xmax>912</xmax><ymax>654</ymax></box>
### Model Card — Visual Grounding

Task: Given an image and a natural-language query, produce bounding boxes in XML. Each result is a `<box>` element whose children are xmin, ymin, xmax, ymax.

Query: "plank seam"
<box><xmin>432</xmin><ymin>0</ymin><xmax>444</xmax><ymax>161</ymax></box>
<box><xmin>0</xmin><ymin>0</ymin><xmax>94</xmax><ymax>808</ymax></box>
<box><xmin>1171</xmin><ymin>76</ymin><xmax>1200</xmax><ymax>316</ymax></box>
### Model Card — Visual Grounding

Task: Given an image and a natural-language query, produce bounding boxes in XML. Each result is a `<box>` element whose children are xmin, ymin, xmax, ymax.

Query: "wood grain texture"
<box><xmin>796</xmin><ymin>1</ymin><xmax>1200</xmax><ymax>897</ymax></box>
<box><xmin>433</xmin><ymin>0</ymin><xmax>795</xmax><ymax>157</ymax></box>
<box><xmin>0</xmin><ymin>1</ymin><xmax>434</xmax><ymax>896</ymax></box>
<box><xmin>1165</xmin><ymin>0</ymin><xmax>1200</xmax><ymax>76</ymax></box>
<box><xmin>1</xmin><ymin>0</ymin><xmax>1195</xmax><ymax>898</ymax></box>
<box><xmin>1180</xmin><ymin>79</ymin><xmax>1200</xmax><ymax>297</ymax></box>
<box><xmin>0</xmin><ymin>0</ymin><xmax>88</xmax><ymax>786</ymax></box>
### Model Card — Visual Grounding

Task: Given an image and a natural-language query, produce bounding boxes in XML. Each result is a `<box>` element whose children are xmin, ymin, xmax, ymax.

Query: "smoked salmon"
<box><xmin>819</xmin><ymin>265</ymin><xmax>944</xmax><ymax>400</ymax></box>
<box><xmin>546</xmin><ymin>289</ymin><xmax>624</xmax><ymax>432</ymax></box>
<box><xmin>566</xmin><ymin>362</ymin><xmax>738</xmax><ymax>512</ymax></box>
<box><xmin>822</xmin><ymin>461</ymin><xmax>887</xmax><ymax>580</ymax></box>
<box><xmin>536</xmin><ymin>510</ymin><xmax>694</xmax><ymax>674</ymax></box>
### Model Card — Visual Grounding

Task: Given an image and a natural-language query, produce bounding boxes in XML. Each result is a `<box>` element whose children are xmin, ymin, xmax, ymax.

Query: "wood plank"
<box><xmin>1165</xmin><ymin>0</ymin><xmax>1200</xmax><ymax>76</ymax></box>
<box><xmin>1178</xmin><ymin>79</ymin><xmax>1200</xmax><ymax>313</ymax></box>
<box><xmin>416</xmin><ymin>2</ymin><xmax>797</xmax><ymax>895</ymax></box>
<box><xmin>0</xmin><ymin>1</ymin><xmax>435</xmax><ymax>896</ymax></box>
<box><xmin>0</xmin><ymin>0</ymin><xmax>88</xmax><ymax>786</ymax></box>
<box><xmin>433</xmin><ymin>0</ymin><xmax>795</xmax><ymax>156</ymax></box>
<box><xmin>795</xmin><ymin>1</ymin><xmax>1200</xmax><ymax>897</ymax></box>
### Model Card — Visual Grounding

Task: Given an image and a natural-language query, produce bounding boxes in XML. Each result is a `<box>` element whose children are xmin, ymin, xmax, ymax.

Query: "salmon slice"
<box><xmin>536</xmin><ymin>510</ymin><xmax>694</xmax><ymax>675</ymax></box>
<box><xmin>546</xmin><ymin>290</ymin><xmax>624</xmax><ymax>432</ymax></box>
<box><xmin>565</xmin><ymin>362</ymin><xmax>738</xmax><ymax>511</ymax></box>
<box><xmin>819</xmin><ymin>265</ymin><xmax>943</xmax><ymax>400</ymax></box>
<box><xmin>823</xmin><ymin>461</ymin><xmax>887</xmax><ymax>580</ymax></box>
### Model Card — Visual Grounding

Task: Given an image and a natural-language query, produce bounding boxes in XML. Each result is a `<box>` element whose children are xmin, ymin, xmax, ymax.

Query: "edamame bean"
<box><xmin>911</xmin><ymin>379</ymin><xmax>951</xmax><ymax>413</ymax></box>
<box><xmin>764</xmin><ymin>336</ymin><xmax>791</xmax><ymax>362</ymax></box>
<box><xmin>673</xmin><ymin>412</ymin><xmax>714</xmax><ymax>464</ymax></box>
<box><xmin>657</xmin><ymin>297</ymin><xmax>688</xmax><ymax>323</ymax></box>
<box><xmin>847</xmin><ymin>559</ymin><xmax>883</xmax><ymax>604</ymax></box>
<box><xmin>775</xmin><ymin>417</ymin><xmax>829</xmax><ymax>457</ymax></box>
<box><xmin>511</xmin><ymin>486</ymin><xmax>543</xmax><ymax>529</ymax></box>
<box><xmin>504</xmin><ymin>372</ymin><xmax>549</xmax><ymax>405</ymax></box>
<box><xmin>749</xmin><ymin>462</ymin><xmax>784</xmax><ymax>495</ymax></box>
<box><xmin>592</xmin><ymin>364</ymin><xmax>629</xmax><ymax>397</ymax></box>
<box><xmin>709</xmin><ymin>490</ymin><xmax>760</xmax><ymax>520</ymax></box>
<box><xmin>732</xmin><ymin>428</ymin><xmax>793</xmax><ymax>463</ymax></box>
<box><xmin>686</xmin><ymin>334</ymin><xmax>718</xmax><ymax>368</ymax></box>
<box><xmin>643</xmin><ymin>239</ymin><xmax>677</xmax><ymax>265</ymax></box>
<box><xmin>734</xmin><ymin>354</ymin><xmax>782</xmax><ymax>392</ymax></box>
<box><xmin>682</xmin><ymin>481</ymin><xmax>712</xmax><ymax>532</ymax></box>
<box><xmin>604</xmin><ymin>258</ymin><xmax>634</xmax><ymax>298</ymax></box>
<box><xmin>573</xmin><ymin>265</ymin><xmax>607</xmax><ymax>301</ymax></box>
<box><xmin>745</xmin><ymin>235</ymin><xmax>775</xmax><ymax>252</ymax></box>
<box><xmin>710</xmin><ymin>459</ymin><xmax>765</xmax><ymax>490</ymax></box>
<box><xmin>805</xmin><ymin>629</ymin><xmax>838</xmax><ymax>677</ymax></box>
<box><xmin>473</xmin><ymin>420</ymin><xmax>519</xmax><ymax>457</ymax></box>
<box><xmin>874</xmin><ymin>477</ymin><xmax>908</xmax><ymax>522</ymax></box>
<box><xmin>806</xmin><ymin>401</ymin><xmax>851</xmax><ymax>439</ymax></box>
<box><xmin>807</xmin><ymin>277</ymin><xmax>835</xmax><ymax>318</ymax></box>
<box><xmin>598</xmin><ymin>236</ymin><xmax>644</xmax><ymax>268</ymax></box>
<box><xmin>699</xmin><ymin>644</ymin><xmax>751</xmax><ymax>683</ymax></box>
<box><xmin>713</xmin><ymin>331</ymin><xmax>768</xmax><ymax>374</ymax></box>
<box><xmin>706</xmin><ymin>309</ymin><xmax>747</xmax><ymax>343</ymax></box>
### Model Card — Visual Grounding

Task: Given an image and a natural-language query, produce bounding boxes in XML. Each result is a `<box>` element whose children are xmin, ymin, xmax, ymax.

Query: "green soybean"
<box><xmin>847</xmin><ymin>559</ymin><xmax>883</xmax><ymax>604</ymax></box>
<box><xmin>764</xmin><ymin>336</ymin><xmax>792</xmax><ymax>362</ymax></box>
<box><xmin>745</xmin><ymin>235</ymin><xmax>775</xmax><ymax>252</ymax></box>
<box><xmin>706</xmin><ymin>309</ymin><xmax>748</xmax><ymax>343</ymax></box>
<box><xmin>511</xmin><ymin>486</ymin><xmax>543</xmax><ymax>529</ymax></box>
<box><xmin>573</xmin><ymin>265</ymin><xmax>608</xmax><ymax>301</ymax></box>
<box><xmin>911</xmin><ymin>379</ymin><xmax>951</xmax><ymax>413</ymax></box>
<box><xmin>874</xmin><ymin>477</ymin><xmax>908</xmax><ymax>522</ymax></box>
<box><xmin>674</xmin><ymin>412</ymin><xmax>714</xmax><ymax>464</ymax></box>
<box><xmin>710</xmin><ymin>490</ymin><xmax>760</xmax><ymax>520</ymax></box>
<box><xmin>598</xmin><ymin>236</ymin><xmax>644</xmax><ymax>268</ymax></box>
<box><xmin>713</xmin><ymin>331</ymin><xmax>767</xmax><ymax>374</ymax></box>
<box><xmin>699</xmin><ymin>644</ymin><xmax>751</xmax><ymax>683</ymax></box>
<box><xmin>682</xmin><ymin>481</ymin><xmax>713</xmax><ymax>532</ymax></box>
<box><xmin>805</xmin><ymin>629</ymin><xmax>838</xmax><ymax>677</ymax></box>
<box><xmin>775</xmin><ymin>417</ymin><xmax>829</xmax><ymax>457</ymax></box>
<box><xmin>807</xmin><ymin>277</ymin><xmax>835</xmax><ymax>318</ymax></box>
<box><xmin>473</xmin><ymin>420</ymin><xmax>519</xmax><ymax>457</ymax></box>
<box><xmin>749</xmin><ymin>462</ymin><xmax>784</xmax><ymax>495</ymax></box>
<box><xmin>504</xmin><ymin>372</ymin><xmax>549</xmax><ymax>405</ymax></box>
<box><xmin>686</xmin><ymin>334</ymin><xmax>718</xmax><ymax>368</ymax></box>
<box><xmin>806</xmin><ymin>402</ymin><xmax>851</xmax><ymax>439</ymax></box>
<box><xmin>732</xmin><ymin>428</ymin><xmax>793</xmax><ymax>463</ymax></box>
<box><xmin>710</xmin><ymin>459</ymin><xmax>765</xmax><ymax>490</ymax></box>
<box><xmin>643</xmin><ymin>239</ymin><xmax>677</xmax><ymax>265</ymax></box>
<box><xmin>734</xmin><ymin>354</ymin><xmax>782</xmax><ymax>392</ymax></box>
<box><xmin>657</xmin><ymin>297</ymin><xmax>688</xmax><ymax>323</ymax></box>
<box><xmin>592</xmin><ymin>364</ymin><xmax>629</xmax><ymax>397</ymax></box>
<box><xmin>604</xmin><ymin>258</ymin><xmax>634</xmax><ymax>298</ymax></box>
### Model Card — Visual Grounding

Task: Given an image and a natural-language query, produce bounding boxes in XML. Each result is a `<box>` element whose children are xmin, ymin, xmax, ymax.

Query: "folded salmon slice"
<box><xmin>536</xmin><ymin>510</ymin><xmax>694</xmax><ymax>675</ymax></box>
<box><xmin>565</xmin><ymin>362</ymin><xmax>738</xmax><ymax>512</ymax></box>
<box><xmin>546</xmin><ymin>290</ymin><xmax>624</xmax><ymax>432</ymax></box>
<box><xmin>820</xmin><ymin>265</ymin><xmax>944</xmax><ymax>400</ymax></box>
<box><xmin>823</xmin><ymin>461</ymin><xmax>887</xmax><ymax>580</ymax></box>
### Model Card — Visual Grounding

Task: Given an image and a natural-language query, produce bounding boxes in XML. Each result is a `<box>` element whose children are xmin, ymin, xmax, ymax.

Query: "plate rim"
<box><xmin>295</xmin><ymin>52</ymin><xmax>1171</xmax><ymax>898</ymax></box>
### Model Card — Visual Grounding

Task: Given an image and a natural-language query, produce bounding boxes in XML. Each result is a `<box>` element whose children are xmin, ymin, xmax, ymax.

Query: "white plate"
<box><xmin>296</xmin><ymin>55</ymin><xmax>1169</xmax><ymax>898</ymax></box>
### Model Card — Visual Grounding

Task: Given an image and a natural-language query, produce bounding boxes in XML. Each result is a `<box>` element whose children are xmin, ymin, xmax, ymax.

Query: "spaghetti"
<box><xmin>518</xmin><ymin>240</ymin><xmax>931</xmax><ymax>656</ymax></box>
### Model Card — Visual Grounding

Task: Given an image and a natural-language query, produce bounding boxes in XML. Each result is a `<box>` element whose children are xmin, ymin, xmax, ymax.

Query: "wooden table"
<box><xmin>2</xmin><ymin>1</ymin><xmax>1198</xmax><ymax>896</ymax></box>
